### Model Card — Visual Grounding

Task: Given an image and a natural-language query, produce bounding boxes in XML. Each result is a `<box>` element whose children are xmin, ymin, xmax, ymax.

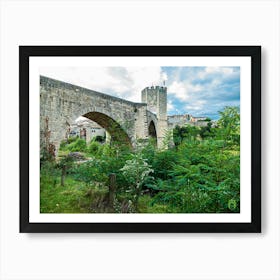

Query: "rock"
<box><xmin>68</xmin><ymin>152</ymin><xmax>86</xmax><ymax>161</ymax></box>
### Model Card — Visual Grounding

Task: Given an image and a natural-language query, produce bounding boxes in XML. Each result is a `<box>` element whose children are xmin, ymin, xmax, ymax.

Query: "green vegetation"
<box><xmin>40</xmin><ymin>106</ymin><xmax>240</xmax><ymax>213</ymax></box>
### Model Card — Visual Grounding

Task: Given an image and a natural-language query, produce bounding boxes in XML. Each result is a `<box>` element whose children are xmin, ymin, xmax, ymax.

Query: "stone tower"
<box><xmin>141</xmin><ymin>86</ymin><xmax>168</xmax><ymax>147</ymax></box>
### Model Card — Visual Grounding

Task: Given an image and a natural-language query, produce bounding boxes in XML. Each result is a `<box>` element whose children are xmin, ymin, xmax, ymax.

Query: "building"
<box><xmin>69</xmin><ymin>118</ymin><xmax>106</xmax><ymax>143</ymax></box>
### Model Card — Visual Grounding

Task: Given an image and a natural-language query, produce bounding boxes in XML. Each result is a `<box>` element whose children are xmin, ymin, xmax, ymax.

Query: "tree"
<box><xmin>120</xmin><ymin>153</ymin><xmax>154</xmax><ymax>210</ymax></box>
<box><xmin>58</xmin><ymin>155</ymin><xmax>74</xmax><ymax>186</ymax></box>
<box><xmin>173</xmin><ymin>125</ymin><xmax>200</xmax><ymax>146</ymax></box>
<box><xmin>217</xmin><ymin>106</ymin><xmax>240</xmax><ymax>145</ymax></box>
<box><xmin>199</xmin><ymin>121</ymin><xmax>212</xmax><ymax>139</ymax></box>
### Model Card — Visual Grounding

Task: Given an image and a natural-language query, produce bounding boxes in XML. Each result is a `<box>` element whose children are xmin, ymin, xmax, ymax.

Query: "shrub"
<box><xmin>120</xmin><ymin>153</ymin><xmax>154</xmax><ymax>210</ymax></box>
<box><xmin>68</xmin><ymin>136</ymin><xmax>79</xmax><ymax>144</ymax></box>
<box><xmin>67</xmin><ymin>138</ymin><xmax>87</xmax><ymax>152</ymax></box>
<box><xmin>152</xmin><ymin>149</ymin><xmax>178</xmax><ymax>180</ymax></box>
<box><xmin>59</xmin><ymin>139</ymin><xmax>68</xmax><ymax>150</ymax></box>
<box><xmin>59</xmin><ymin>136</ymin><xmax>80</xmax><ymax>151</ymax></box>
<box><xmin>87</xmin><ymin>140</ymin><xmax>100</xmax><ymax>154</ymax></box>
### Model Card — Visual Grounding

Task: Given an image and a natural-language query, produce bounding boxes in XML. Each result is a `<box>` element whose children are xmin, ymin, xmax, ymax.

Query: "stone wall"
<box><xmin>40</xmin><ymin>76</ymin><xmax>149</xmax><ymax>153</ymax></box>
<box><xmin>40</xmin><ymin>76</ymin><xmax>171</xmax><ymax>154</ymax></box>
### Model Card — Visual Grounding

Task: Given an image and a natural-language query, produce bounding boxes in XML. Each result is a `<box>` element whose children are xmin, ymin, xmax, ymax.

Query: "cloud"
<box><xmin>40</xmin><ymin>66</ymin><xmax>240</xmax><ymax>120</ymax></box>
<box><xmin>168</xmin><ymin>80</ymin><xmax>202</xmax><ymax>102</ymax></box>
<box><xmin>198</xmin><ymin>67</ymin><xmax>236</xmax><ymax>79</ymax></box>
<box><xmin>185</xmin><ymin>100</ymin><xmax>206</xmax><ymax>112</ymax></box>
<box><xmin>163</xmin><ymin>66</ymin><xmax>240</xmax><ymax>119</ymax></box>
<box><xmin>168</xmin><ymin>81</ymin><xmax>189</xmax><ymax>101</ymax></box>
<box><xmin>161</xmin><ymin>71</ymin><xmax>168</xmax><ymax>82</ymax></box>
<box><xmin>167</xmin><ymin>100</ymin><xmax>174</xmax><ymax>112</ymax></box>
<box><xmin>40</xmin><ymin>66</ymin><xmax>167</xmax><ymax>103</ymax></box>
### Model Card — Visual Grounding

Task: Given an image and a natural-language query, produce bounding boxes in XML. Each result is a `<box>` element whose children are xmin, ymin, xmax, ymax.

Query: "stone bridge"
<box><xmin>40</xmin><ymin>76</ymin><xmax>168</xmax><ymax>153</ymax></box>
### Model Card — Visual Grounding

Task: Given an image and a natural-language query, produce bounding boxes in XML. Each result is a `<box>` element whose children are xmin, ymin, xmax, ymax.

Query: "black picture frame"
<box><xmin>20</xmin><ymin>46</ymin><xmax>261</xmax><ymax>233</ymax></box>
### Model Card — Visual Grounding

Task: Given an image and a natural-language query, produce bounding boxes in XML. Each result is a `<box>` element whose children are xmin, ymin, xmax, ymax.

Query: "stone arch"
<box><xmin>82</xmin><ymin>111</ymin><xmax>132</xmax><ymax>145</ymax></box>
<box><xmin>148</xmin><ymin>120</ymin><xmax>157</xmax><ymax>146</ymax></box>
<box><xmin>148</xmin><ymin>120</ymin><xmax>157</xmax><ymax>138</ymax></box>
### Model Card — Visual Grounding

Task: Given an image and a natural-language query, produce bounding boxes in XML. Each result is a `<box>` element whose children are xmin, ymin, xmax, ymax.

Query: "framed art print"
<box><xmin>19</xmin><ymin>46</ymin><xmax>261</xmax><ymax>233</ymax></box>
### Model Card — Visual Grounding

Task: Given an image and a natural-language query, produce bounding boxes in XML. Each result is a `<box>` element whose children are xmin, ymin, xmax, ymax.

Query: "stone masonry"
<box><xmin>40</xmin><ymin>76</ymin><xmax>168</xmax><ymax>154</ymax></box>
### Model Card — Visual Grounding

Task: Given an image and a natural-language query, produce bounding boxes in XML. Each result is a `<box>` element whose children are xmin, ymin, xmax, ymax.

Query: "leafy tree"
<box><xmin>217</xmin><ymin>106</ymin><xmax>240</xmax><ymax>145</ymax></box>
<box><xmin>199</xmin><ymin>121</ymin><xmax>212</xmax><ymax>139</ymax></box>
<box><xmin>87</xmin><ymin>140</ymin><xmax>101</xmax><ymax>154</ymax></box>
<box><xmin>70</xmin><ymin>159</ymin><xmax>107</xmax><ymax>186</ymax></box>
<box><xmin>173</xmin><ymin>125</ymin><xmax>201</xmax><ymax>146</ymax></box>
<box><xmin>120</xmin><ymin>153</ymin><xmax>154</xmax><ymax>210</ymax></box>
<box><xmin>58</xmin><ymin>155</ymin><xmax>74</xmax><ymax>186</ymax></box>
<box><xmin>152</xmin><ymin>149</ymin><xmax>178</xmax><ymax>180</ymax></box>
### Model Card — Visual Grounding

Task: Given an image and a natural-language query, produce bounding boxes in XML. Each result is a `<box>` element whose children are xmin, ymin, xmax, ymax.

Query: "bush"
<box><xmin>67</xmin><ymin>138</ymin><xmax>87</xmax><ymax>152</ymax></box>
<box><xmin>152</xmin><ymin>149</ymin><xmax>178</xmax><ymax>180</ymax></box>
<box><xmin>40</xmin><ymin>160</ymin><xmax>60</xmax><ymax>188</ymax></box>
<box><xmin>70</xmin><ymin>159</ymin><xmax>107</xmax><ymax>186</ymax></box>
<box><xmin>68</xmin><ymin>136</ymin><xmax>79</xmax><ymax>144</ymax></box>
<box><xmin>59</xmin><ymin>140</ymin><xmax>68</xmax><ymax>151</ymax></box>
<box><xmin>59</xmin><ymin>136</ymin><xmax>80</xmax><ymax>151</ymax></box>
<box><xmin>87</xmin><ymin>140</ymin><xmax>100</xmax><ymax>154</ymax></box>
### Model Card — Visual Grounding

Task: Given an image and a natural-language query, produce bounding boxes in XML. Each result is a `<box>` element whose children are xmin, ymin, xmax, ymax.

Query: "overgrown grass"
<box><xmin>41</xmin><ymin>106</ymin><xmax>240</xmax><ymax>214</ymax></box>
<box><xmin>40</xmin><ymin>164</ymin><xmax>109</xmax><ymax>213</ymax></box>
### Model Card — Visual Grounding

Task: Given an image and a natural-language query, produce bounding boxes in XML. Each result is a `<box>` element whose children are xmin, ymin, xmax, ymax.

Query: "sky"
<box><xmin>40</xmin><ymin>66</ymin><xmax>240</xmax><ymax>120</ymax></box>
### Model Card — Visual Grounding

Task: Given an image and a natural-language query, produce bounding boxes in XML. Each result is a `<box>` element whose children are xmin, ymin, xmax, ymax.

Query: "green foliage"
<box><xmin>87</xmin><ymin>140</ymin><xmax>101</xmax><ymax>154</ymax></box>
<box><xmin>68</xmin><ymin>136</ymin><xmax>79</xmax><ymax>144</ymax></box>
<box><xmin>40</xmin><ymin>146</ymin><xmax>55</xmax><ymax>164</ymax></box>
<box><xmin>67</xmin><ymin>138</ymin><xmax>87</xmax><ymax>152</ymax></box>
<box><xmin>59</xmin><ymin>136</ymin><xmax>79</xmax><ymax>151</ymax></box>
<box><xmin>167</xmin><ymin>140</ymin><xmax>240</xmax><ymax>213</ymax></box>
<box><xmin>120</xmin><ymin>154</ymin><xmax>154</xmax><ymax>187</ymax></box>
<box><xmin>41</xmin><ymin>106</ymin><xmax>240</xmax><ymax>214</ymax></box>
<box><xmin>120</xmin><ymin>153</ymin><xmax>154</xmax><ymax>210</ymax></box>
<box><xmin>40</xmin><ymin>173</ymin><xmax>109</xmax><ymax>213</ymax></box>
<box><xmin>199</xmin><ymin>122</ymin><xmax>212</xmax><ymax>139</ymax></box>
<box><xmin>40</xmin><ymin>160</ymin><xmax>60</xmax><ymax>188</ymax></box>
<box><xmin>217</xmin><ymin>106</ymin><xmax>240</xmax><ymax>145</ymax></box>
<box><xmin>59</xmin><ymin>140</ymin><xmax>68</xmax><ymax>150</ymax></box>
<box><xmin>70</xmin><ymin>159</ymin><xmax>107</xmax><ymax>186</ymax></box>
<box><xmin>57</xmin><ymin>154</ymin><xmax>75</xmax><ymax>186</ymax></box>
<box><xmin>59</xmin><ymin>137</ymin><xmax>87</xmax><ymax>152</ymax></box>
<box><xmin>152</xmin><ymin>149</ymin><xmax>178</xmax><ymax>180</ymax></box>
<box><xmin>173</xmin><ymin>125</ymin><xmax>201</xmax><ymax>146</ymax></box>
<box><xmin>58</xmin><ymin>154</ymin><xmax>74</xmax><ymax>167</ymax></box>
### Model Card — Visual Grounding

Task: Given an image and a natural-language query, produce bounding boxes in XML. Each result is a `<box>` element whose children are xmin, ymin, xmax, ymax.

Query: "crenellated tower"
<box><xmin>141</xmin><ymin>86</ymin><xmax>167</xmax><ymax>119</ymax></box>
<box><xmin>141</xmin><ymin>86</ymin><xmax>168</xmax><ymax>147</ymax></box>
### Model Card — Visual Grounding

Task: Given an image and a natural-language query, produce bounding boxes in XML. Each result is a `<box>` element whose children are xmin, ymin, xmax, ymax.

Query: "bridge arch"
<box><xmin>69</xmin><ymin>105</ymin><xmax>133</xmax><ymax>145</ymax></box>
<box><xmin>147</xmin><ymin>119</ymin><xmax>158</xmax><ymax>146</ymax></box>
<box><xmin>148</xmin><ymin>120</ymin><xmax>157</xmax><ymax>138</ymax></box>
<box><xmin>82</xmin><ymin>111</ymin><xmax>131</xmax><ymax>145</ymax></box>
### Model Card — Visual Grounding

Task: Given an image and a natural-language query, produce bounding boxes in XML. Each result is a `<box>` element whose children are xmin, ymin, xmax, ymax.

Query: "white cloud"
<box><xmin>168</xmin><ymin>80</ymin><xmax>202</xmax><ymax>102</ymax></box>
<box><xmin>168</xmin><ymin>81</ymin><xmax>189</xmax><ymax>101</ymax></box>
<box><xmin>124</xmin><ymin>67</ymin><xmax>164</xmax><ymax>101</ymax></box>
<box><xmin>161</xmin><ymin>71</ymin><xmax>168</xmax><ymax>83</ymax></box>
<box><xmin>198</xmin><ymin>67</ymin><xmax>235</xmax><ymax>79</ymax></box>
<box><xmin>39</xmin><ymin>66</ymin><xmax>167</xmax><ymax>103</ymax></box>
<box><xmin>167</xmin><ymin>100</ymin><xmax>174</xmax><ymax>112</ymax></box>
<box><xmin>185</xmin><ymin>100</ymin><xmax>206</xmax><ymax>111</ymax></box>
